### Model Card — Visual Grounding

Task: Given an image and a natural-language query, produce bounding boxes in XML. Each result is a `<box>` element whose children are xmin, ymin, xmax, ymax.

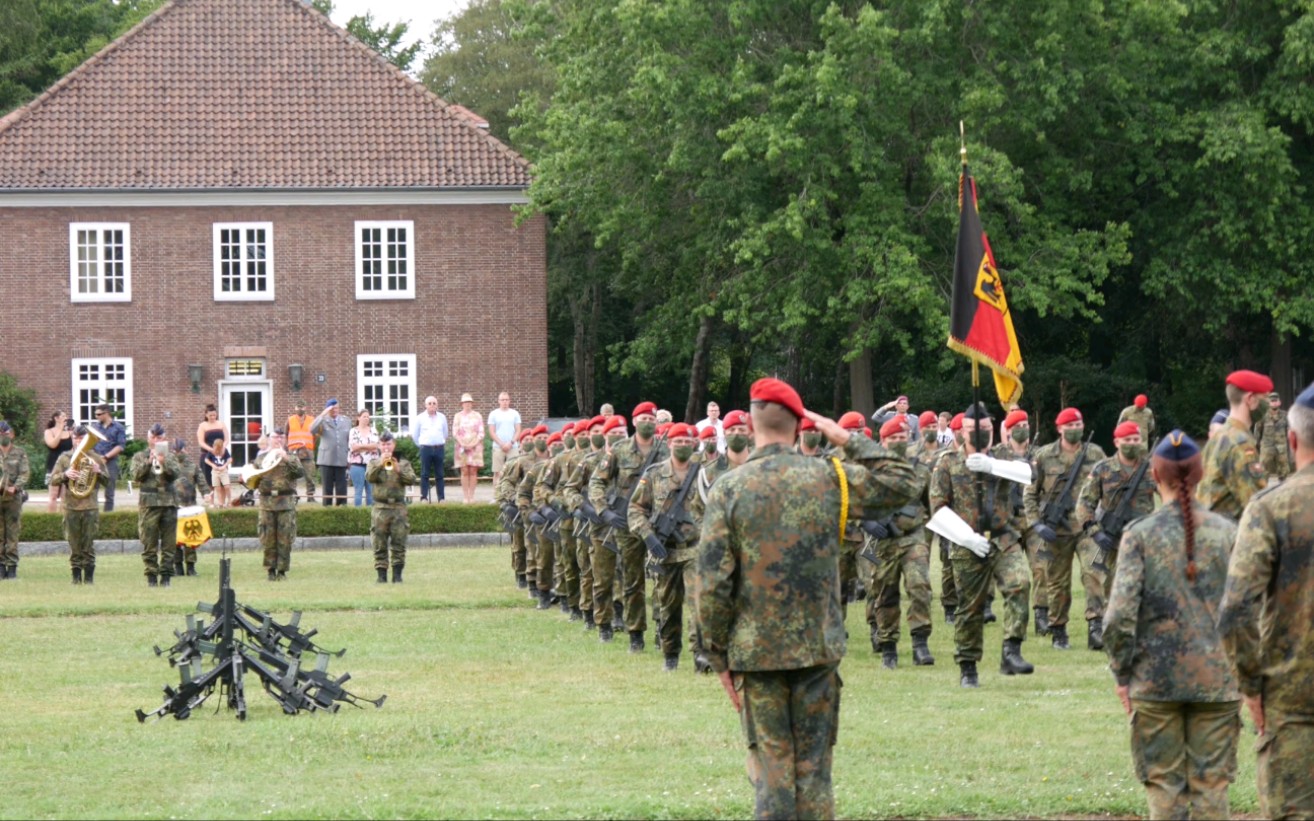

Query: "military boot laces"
<box><xmin>628</xmin><ymin>630</ymin><xmax>645</xmax><ymax>654</ymax></box>
<box><xmin>391</xmin><ymin>565</ymin><xmax>404</xmax><ymax>584</ymax></box>
<box><xmin>879</xmin><ymin>643</ymin><xmax>898</xmax><ymax>670</ymax></box>
<box><xmin>72</xmin><ymin>567</ymin><xmax>83</xmax><ymax>585</ymax></box>
<box><xmin>1034</xmin><ymin>607</ymin><xmax>1051</xmax><ymax>636</ymax></box>
<box><xmin>1051</xmin><ymin>625</ymin><xmax>1070</xmax><ymax>650</ymax></box>
<box><xmin>1087</xmin><ymin>617</ymin><xmax>1104</xmax><ymax>651</ymax></box>
<box><xmin>1000</xmin><ymin>639</ymin><xmax>1035</xmax><ymax>675</ymax></box>
<box><xmin>663</xmin><ymin>654</ymin><xmax>679</xmax><ymax>672</ymax></box>
<box><xmin>959</xmin><ymin>661</ymin><xmax>979</xmax><ymax>688</ymax></box>
<box><xmin>377</xmin><ymin>568</ymin><xmax>389</xmax><ymax>584</ymax></box>
<box><xmin>911</xmin><ymin>634</ymin><xmax>935</xmax><ymax>666</ymax></box>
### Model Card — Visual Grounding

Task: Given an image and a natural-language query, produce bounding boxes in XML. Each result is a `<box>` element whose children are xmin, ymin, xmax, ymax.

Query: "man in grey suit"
<box><xmin>310</xmin><ymin>399</ymin><xmax>351</xmax><ymax>506</ymax></box>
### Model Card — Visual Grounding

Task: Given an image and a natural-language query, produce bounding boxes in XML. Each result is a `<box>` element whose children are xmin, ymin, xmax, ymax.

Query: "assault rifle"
<box><xmin>499</xmin><ymin>504</ymin><xmax>521</xmax><ymax>534</ymax></box>
<box><xmin>1039</xmin><ymin>432</ymin><xmax>1096</xmax><ymax>533</ymax></box>
<box><xmin>646</xmin><ymin>463</ymin><xmax>701</xmax><ymax>560</ymax></box>
<box><xmin>1092</xmin><ymin>458</ymin><xmax>1151</xmax><ymax>573</ymax></box>
<box><xmin>856</xmin><ymin>503</ymin><xmax>921</xmax><ymax>564</ymax></box>
<box><xmin>600</xmin><ymin>434</ymin><xmax>667</xmax><ymax>554</ymax></box>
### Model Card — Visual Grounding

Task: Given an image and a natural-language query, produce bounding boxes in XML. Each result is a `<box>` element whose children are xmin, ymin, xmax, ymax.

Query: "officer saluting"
<box><xmin>1196</xmin><ymin>369</ymin><xmax>1271</xmax><ymax>519</ymax></box>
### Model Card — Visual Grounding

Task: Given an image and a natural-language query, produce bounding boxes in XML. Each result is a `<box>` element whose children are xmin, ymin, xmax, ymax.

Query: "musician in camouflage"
<box><xmin>1253</xmin><ymin>391</ymin><xmax>1293</xmax><ymax>481</ymax></box>
<box><xmin>1219</xmin><ymin>382</ymin><xmax>1314</xmax><ymax>821</ymax></box>
<box><xmin>169</xmin><ymin>438</ymin><xmax>211</xmax><ymax>576</ymax></box>
<box><xmin>366</xmin><ymin>432</ymin><xmax>418</xmax><ymax>583</ymax></box>
<box><xmin>131</xmin><ymin>423</ymin><xmax>181</xmax><ymax>586</ymax></box>
<box><xmin>693</xmin><ymin>379</ymin><xmax>918</xmax><ymax>820</ymax></box>
<box><xmin>252</xmin><ymin>430</ymin><xmax>305</xmax><ymax>580</ymax></box>
<box><xmin>1105</xmin><ymin>431</ymin><xmax>1240</xmax><ymax>821</ymax></box>
<box><xmin>1197</xmin><ymin>369</ymin><xmax>1270</xmax><ymax>519</ymax></box>
<box><xmin>49</xmin><ymin>426</ymin><xmax>107</xmax><ymax>584</ymax></box>
<box><xmin>0</xmin><ymin>421</ymin><xmax>31</xmax><ymax>579</ymax></box>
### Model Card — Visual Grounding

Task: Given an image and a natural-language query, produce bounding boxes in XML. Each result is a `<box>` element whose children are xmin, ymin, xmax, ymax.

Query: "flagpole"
<box><xmin>963</xmin><ymin>123</ymin><xmax>986</xmax><ymax>533</ymax></box>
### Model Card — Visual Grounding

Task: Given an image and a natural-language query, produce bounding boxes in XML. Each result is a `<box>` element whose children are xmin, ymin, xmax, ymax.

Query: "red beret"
<box><xmin>1113</xmin><ymin>421</ymin><xmax>1141</xmax><ymax>439</ymax></box>
<box><xmin>1003</xmin><ymin>409</ymin><xmax>1028</xmax><ymax>429</ymax></box>
<box><xmin>698</xmin><ymin>425</ymin><xmax>717</xmax><ymax>440</ymax></box>
<box><xmin>569</xmin><ymin>421</ymin><xmax>587</xmax><ymax>435</ymax></box>
<box><xmin>589</xmin><ymin>415</ymin><xmax>607</xmax><ymax>429</ymax></box>
<box><xmin>879</xmin><ymin>416</ymin><xmax>909</xmax><ymax>439</ymax></box>
<box><xmin>918</xmin><ymin>410</ymin><xmax>937</xmax><ymax>428</ymax></box>
<box><xmin>838</xmin><ymin>411</ymin><xmax>866</xmax><ymax>430</ymax></box>
<box><xmin>518</xmin><ymin>429</ymin><xmax>534</xmax><ymax>442</ymax></box>
<box><xmin>602</xmin><ymin>415</ymin><xmax>627</xmax><ymax>434</ymax></box>
<box><xmin>656</xmin><ymin>422</ymin><xmax>672</xmax><ymax>436</ymax></box>
<box><xmin>950</xmin><ymin>413</ymin><xmax>964</xmax><ymax>431</ymax></box>
<box><xmin>863</xmin><ymin>427</ymin><xmax>873</xmax><ymax>439</ymax></box>
<box><xmin>722</xmin><ymin>410</ymin><xmax>750</xmax><ymax>429</ymax></box>
<box><xmin>750</xmin><ymin>377</ymin><xmax>806</xmax><ymax>419</ymax></box>
<box><xmin>1226</xmin><ymin>370</ymin><xmax>1274</xmax><ymax>395</ymax></box>
<box><xmin>632</xmin><ymin>401</ymin><xmax>657</xmax><ymax>418</ymax></box>
<box><xmin>1054</xmin><ymin>407</ymin><xmax>1082</xmax><ymax>427</ymax></box>
<box><xmin>1134</xmin><ymin>394</ymin><xmax>1148</xmax><ymax>409</ymax></box>
<box><xmin>666</xmin><ymin>423</ymin><xmax>694</xmax><ymax>439</ymax></box>
<box><xmin>547</xmin><ymin>432</ymin><xmax>563</xmax><ymax>445</ymax></box>
<box><xmin>531</xmin><ymin>424</ymin><xmax>549</xmax><ymax>436</ymax></box>
<box><xmin>799</xmin><ymin>416</ymin><xmax>817</xmax><ymax>432</ymax></box>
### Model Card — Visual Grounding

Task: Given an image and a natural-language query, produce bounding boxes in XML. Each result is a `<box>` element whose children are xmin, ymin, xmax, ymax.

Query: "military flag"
<box><xmin>947</xmin><ymin>160</ymin><xmax>1024</xmax><ymax>408</ymax></box>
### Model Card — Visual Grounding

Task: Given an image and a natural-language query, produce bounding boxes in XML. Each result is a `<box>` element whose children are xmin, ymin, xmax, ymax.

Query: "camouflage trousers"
<box><xmin>65</xmin><ymin>509</ymin><xmax>99</xmax><ymax>569</ymax></box>
<box><xmin>1257</xmin><ymin>709</ymin><xmax>1314</xmax><ymax>821</ymax></box>
<box><xmin>1130</xmin><ymin>698</ymin><xmax>1239</xmax><ymax>820</ymax></box>
<box><xmin>865</xmin><ymin>534</ymin><xmax>932</xmax><ymax>646</ymax></box>
<box><xmin>510</xmin><ymin>523</ymin><xmax>526</xmax><ymax>575</ymax></box>
<box><xmin>557</xmin><ymin>527</ymin><xmax>580</xmax><ymax>607</ymax></box>
<box><xmin>292</xmin><ymin>449</ymin><xmax>317</xmax><ymax>498</ymax></box>
<box><xmin>652</xmin><ymin>560</ymin><xmax>691</xmax><ymax>657</ymax></box>
<box><xmin>1043</xmin><ymin>532</ymin><xmax>1106</xmax><ymax>628</ymax></box>
<box><xmin>590</xmin><ymin>535</ymin><xmax>617</xmax><ymax>627</ymax></box>
<box><xmin>618</xmin><ymin>531</ymin><xmax>648</xmax><ymax>633</ymax></box>
<box><xmin>738</xmin><ymin>662</ymin><xmax>841</xmax><ymax>820</ymax></box>
<box><xmin>371</xmin><ymin>506</ymin><xmax>408</xmax><ymax>569</ymax></box>
<box><xmin>179</xmin><ymin>544</ymin><xmax>199</xmax><ymax>568</ymax></box>
<box><xmin>575</xmin><ymin>524</ymin><xmax>593</xmax><ymax>617</ymax></box>
<box><xmin>138</xmin><ymin>505</ymin><xmax>178</xmax><ymax>576</ymax></box>
<box><xmin>535</xmin><ymin>529</ymin><xmax>556</xmax><ymax>595</ymax></box>
<box><xmin>0</xmin><ymin>499</ymin><xmax>20</xmax><ymax>569</ymax></box>
<box><xmin>950</xmin><ymin>540</ymin><xmax>1029</xmax><ymax>664</ymax></box>
<box><xmin>937</xmin><ymin>536</ymin><xmax>957</xmax><ymax>613</ymax></box>
<box><xmin>1023</xmin><ymin>529</ymin><xmax>1049</xmax><ymax>609</ymax></box>
<box><xmin>258</xmin><ymin>508</ymin><xmax>297</xmax><ymax>574</ymax></box>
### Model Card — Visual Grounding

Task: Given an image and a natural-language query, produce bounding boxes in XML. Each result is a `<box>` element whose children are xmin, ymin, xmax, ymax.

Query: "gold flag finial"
<box><xmin>960</xmin><ymin>121</ymin><xmax>967</xmax><ymax>166</ymax></box>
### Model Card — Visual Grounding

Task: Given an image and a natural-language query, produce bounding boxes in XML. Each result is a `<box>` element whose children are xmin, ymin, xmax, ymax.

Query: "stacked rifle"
<box><xmin>136</xmin><ymin>557</ymin><xmax>385</xmax><ymax>722</ymax></box>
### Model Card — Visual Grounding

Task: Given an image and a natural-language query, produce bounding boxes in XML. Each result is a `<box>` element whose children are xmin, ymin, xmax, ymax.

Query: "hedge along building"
<box><xmin>0</xmin><ymin>0</ymin><xmax>547</xmax><ymax>466</ymax></box>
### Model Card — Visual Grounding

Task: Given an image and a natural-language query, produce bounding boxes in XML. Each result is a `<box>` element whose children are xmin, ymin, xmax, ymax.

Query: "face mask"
<box><xmin>607</xmin><ymin>434</ymin><xmax>626</xmax><ymax>448</ymax></box>
<box><xmin>953</xmin><ymin>432</ymin><xmax>964</xmax><ymax>447</ymax></box>
<box><xmin>591</xmin><ymin>434</ymin><xmax>606</xmax><ymax>449</ymax></box>
<box><xmin>0</xmin><ymin>436</ymin><xmax>10</xmax><ymax>447</ymax></box>
<box><xmin>703</xmin><ymin>441</ymin><xmax>718</xmax><ymax>456</ymax></box>
<box><xmin>672</xmin><ymin>445</ymin><xmax>694</xmax><ymax>462</ymax></box>
<box><xmin>535</xmin><ymin>440</ymin><xmax>548</xmax><ymax>453</ymax></box>
<box><xmin>727</xmin><ymin>434</ymin><xmax>749</xmax><ymax>453</ymax></box>
<box><xmin>1119</xmin><ymin>444</ymin><xmax>1145</xmax><ymax>460</ymax></box>
<box><xmin>888</xmin><ymin>442</ymin><xmax>908</xmax><ymax>458</ymax></box>
<box><xmin>802</xmin><ymin>432</ymin><xmax>822</xmax><ymax>449</ymax></box>
<box><xmin>550</xmin><ymin>444</ymin><xmax>564</xmax><ymax>457</ymax></box>
<box><xmin>1063</xmin><ymin>428</ymin><xmax>1084</xmax><ymax>445</ymax></box>
<box><xmin>636</xmin><ymin>421</ymin><xmax>656</xmax><ymax>438</ymax></box>
<box><xmin>925</xmin><ymin>430</ymin><xmax>936</xmax><ymax>442</ymax></box>
<box><xmin>1010</xmin><ymin>427</ymin><xmax>1029</xmax><ymax>444</ymax></box>
<box><xmin>562</xmin><ymin>434</ymin><xmax>575</xmax><ymax>449</ymax></box>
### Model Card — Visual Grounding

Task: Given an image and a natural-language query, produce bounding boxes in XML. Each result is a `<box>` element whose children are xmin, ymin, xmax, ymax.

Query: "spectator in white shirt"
<box><xmin>487</xmin><ymin>391</ymin><xmax>522</xmax><ymax>489</ymax></box>
<box><xmin>413</xmin><ymin>395</ymin><xmax>449</xmax><ymax>503</ymax></box>
<box><xmin>696</xmin><ymin>401</ymin><xmax>726</xmax><ymax>453</ymax></box>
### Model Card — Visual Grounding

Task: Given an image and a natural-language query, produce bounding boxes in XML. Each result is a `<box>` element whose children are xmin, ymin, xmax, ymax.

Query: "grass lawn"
<box><xmin>0</xmin><ymin>547</ymin><xmax>1259</xmax><ymax>819</ymax></box>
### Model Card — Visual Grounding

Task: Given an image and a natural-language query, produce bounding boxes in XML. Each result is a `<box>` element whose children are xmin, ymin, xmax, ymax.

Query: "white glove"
<box><xmin>965</xmin><ymin>453</ymin><xmax>994</xmax><ymax>473</ymax></box>
<box><xmin>962</xmin><ymin>534</ymin><xmax>991</xmax><ymax>558</ymax></box>
<box><xmin>965</xmin><ymin>452</ymin><xmax>1032</xmax><ymax>485</ymax></box>
<box><xmin>927</xmin><ymin>507</ymin><xmax>992</xmax><ymax>558</ymax></box>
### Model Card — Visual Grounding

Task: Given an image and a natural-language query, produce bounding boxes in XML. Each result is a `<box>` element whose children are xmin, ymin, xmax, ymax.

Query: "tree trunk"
<box><xmin>1271</xmin><ymin>326</ymin><xmax>1293</xmax><ymax>401</ymax></box>
<box><xmin>727</xmin><ymin>334</ymin><xmax>753</xmax><ymax>407</ymax></box>
<box><xmin>683</xmin><ymin>313</ymin><xmax>714</xmax><ymax>424</ymax></box>
<box><xmin>849</xmin><ymin>349</ymin><xmax>875</xmax><ymax>420</ymax></box>
<box><xmin>832</xmin><ymin>358</ymin><xmax>847</xmax><ymax>418</ymax></box>
<box><xmin>571</xmin><ymin>278</ymin><xmax>600</xmax><ymax>415</ymax></box>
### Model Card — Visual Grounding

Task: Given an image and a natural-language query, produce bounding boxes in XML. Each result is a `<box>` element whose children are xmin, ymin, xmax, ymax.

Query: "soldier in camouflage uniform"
<box><xmin>835</xmin><ymin>411</ymin><xmax>872</xmax><ymax>618</ymax></box>
<box><xmin>628</xmin><ymin>423</ymin><xmax>705</xmax><ymax>671</ymax></box>
<box><xmin>1076</xmin><ymin>420</ymin><xmax>1158</xmax><ymax>649</ymax></box>
<box><xmin>693</xmin><ymin>379</ymin><xmax>918</xmax><ymax>820</ymax></box>
<box><xmin>530</xmin><ymin>431</ymin><xmax>573</xmax><ymax>612</ymax></box>
<box><xmin>170</xmin><ymin>438</ymin><xmax>211</xmax><ymax>577</ymax></box>
<box><xmin>496</xmin><ymin>429</ymin><xmax>536</xmax><ymax>590</ymax></box>
<box><xmin>365</xmin><ymin>431</ymin><xmax>418</xmax><ymax>583</ymax></box>
<box><xmin>995</xmin><ymin>409</ymin><xmax>1046</xmax><ymax>633</ymax></box>
<box><xmin>865</xmin><ymin>416</ymin><xmax>934</xmax><ymax>668</ymax></box>
<box><xmin>565</xmin><ymin>415</ymin><xmax>624</xmax><ymax>638</ymax></box>
<box><xmin>1106</xmin><ymin>431</ymin><xmax>1240</xmax><ymax>821</ymax></box>
<box><xmin>252</xmin><ymin>430</ymin><xmax>305</xmax><ymax>580</ymax></box>
<box><xmin>514</xmin><ymin>424</ymin><xmax>550</xmax><ymax>592</ymax></box>
<box><xmin>49</xmin><ymin>426</ymin><xmax>107</xmax><ymax>584</ymax></box>
<box><xmin>590</xmin><ymin>402</ymin><xmax>668</xmax><ymax>653</ymax></box>
<box><xmin>930</xmin><ymin>404</ymin><xmax>1035</xmax><ymax>687</ymax></box>
<box><xmin>0</xmin><ymin>421</ymin><xmax>31</xmax><ymax>579</ymax></box>
<box><xmin>700</xmin><ymin>409</ymin><xmax>752</xmax><ymax>489</ymax></box>
<box><xmin>1024</xmin><ymin>406</ymin><xmax>1108</xmax><ymax>649</ymax></box>
<box><xmin>131</xmin><ymin>423</ymin><xmax>181</xmax><ymax>587</ymax></box>
<box><xmin>934</xmin><ymin>412</ymin><xmax>966</xmax><ymax>625</ymax></box>
<box><xmin>561</xmin><ymin>416</ymin><xmax>608</xmax><ymax>630</ymax></box>
<box><xmin>520</xmin><ymin>427</ymin><xmax>558</xmax><ymax>609</ymax></box>
<box><xmin>796</xmin><ymin>416</ymin><xmax>823</xmax><ymax>457</ymax></box>
<box><xmin>1219</xmin><ymin>382</ymin><xmax>1314</xmax><ymax>821</ymax></box>
<box><xmin>549</xmin><ymin>420</ymin><xmax>593</xmax><ymax>620</ymax></box>
<box><xmin>1117</xmin><ymin>393</ymin><xmax>1156</xmax><ymax>440</ymax></box>
<box><xmin>1197</xmin><ymin>369</ymin><xmax>1271</xmax><ymax>519</ymax></box>
<box><xmin>1253</xmin><ymin>391</ymin><xmax>1293</xmax><ymax>482</ymax></box>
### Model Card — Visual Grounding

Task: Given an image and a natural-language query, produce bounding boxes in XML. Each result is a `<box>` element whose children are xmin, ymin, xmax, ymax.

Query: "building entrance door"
<box><xmin>220</xmin><ymin>382</ymin><xmax>271</xmax><ymax>467</ymax></box>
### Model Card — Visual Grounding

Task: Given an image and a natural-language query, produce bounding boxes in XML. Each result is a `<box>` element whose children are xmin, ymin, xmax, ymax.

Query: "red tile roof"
<box><xmin>0</xmin><ymin>0</ymin><xmax>529</xmax><ymax>190</ymax></box>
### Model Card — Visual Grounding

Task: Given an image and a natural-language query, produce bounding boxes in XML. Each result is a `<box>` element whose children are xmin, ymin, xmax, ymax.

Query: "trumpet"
<box><xmin>381</xmin><ymin>455</ymin><xmax>396</xmax><ymax>472</ymax></box>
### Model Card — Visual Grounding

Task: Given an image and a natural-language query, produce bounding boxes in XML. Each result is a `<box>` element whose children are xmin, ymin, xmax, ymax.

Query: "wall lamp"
<box><xmin>187</xmin><ymin>364</ymin><xmax>204</xmax><ymax>394</ymax></box>
<box><xmin>288</xmin><ymin>363</ymin><xmax>304</xmax><ymax>392</ymax></box>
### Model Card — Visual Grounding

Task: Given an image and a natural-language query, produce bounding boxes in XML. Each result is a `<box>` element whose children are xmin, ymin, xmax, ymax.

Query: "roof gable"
<box><xmin>0</xmin><ymin>0</ymin><xmax>529</xmax><ymax>190</ymax></box>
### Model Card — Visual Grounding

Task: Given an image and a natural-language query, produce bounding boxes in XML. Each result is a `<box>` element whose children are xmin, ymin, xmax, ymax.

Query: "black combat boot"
<box><xmin>173</xmin><ymin>558</ymin><xmax>185</xmax><ymax>577</ymax></box>
<box><xmin>377</xmin><ymin>568</ymin><xmax>388</xmax><ymax>584</ymax></box>
<box><xmin>879</xmin><ymin>642</ymin><xmax>898</xmax><ymax>670</ymax></box>
<box><xmin>959</xmin><ymin>661</ymin><xmax>979</xmax><ymax>688</ymax></box>
<box><xmin>147</xmin><ymin>573</ymin><xmax>158</xmax><ymax>587</ymax></box>
<box><xmin>536</xmin><ymin>589</ymin><xmax>553</xmax><ymax>610</ymax></box>
<box><xmin>944</xmin><ymin>605</ymin><xmax>956</xmax><ymax>625</ymax></box>
<box><xmin>983</xmin><ymin>601</ymin><xmax>997</xmax><ymax>624</ymax></box>
<box><xmin>516</xmin><ymin>573</ymin><xmax>527</xmax><ymax>589</ymax></box>
<box><xmin>186</xmin><ymin>564</ymin><xmax>197</xmax><ymax>577</ymax></box>
<box><xmin>583</xmin><ymin>610</ymin><xmax>596</xmax><ymax>630</ymax></box>
<box><xmin>268</xmin><ymin>569</ymin><xmax>277</xmax><ymax>582</ymax></box>
<box><xmin>911</xmin><ymin>630</ymin><xmax>935</xmax><ymax>666</ymax></box>
<box><xmin>275</xmin><ymin>571</ymin><xmax>287</xmax><ymax>581</ymax></box>
<box><xmin>559</xmin><ymin>598</ymin><xmax>570</xmax><ymax>615</ymax></box>
<box><xmin>869</xmin><ymin>624</ymin><xmax>881</xmax><ymax>654</ymax></box>
<box><xmin>663</xmin><ymin>654</ymin><xmax>679</xmax><ymax>672</ymax></box>
<box><xmin>1051</xmin><ymin>624</ymin><xmax>1070</xmax><ymax>650</ymax></box>
<box><xmin>84</xmin><ymin>566</ymin><xmax>94</xmax><ymax>585</ymax></box>
<box><xmin>392</xmin><ymin>565</ymin><xmax>404</xmax><ymax>584</ymax></box>
<box><xmin>160</xmin><ymin>574</ymin><xmax>171</xmax><ymax>588</ymax></box>
<box><xmin>598</xmin><ymin>623</ymin><xmax>614</xmax><ymax>643</ymax></box>
<box><xmin>1087</xmin><ymin>617</ymin><xmax>1104</xmax><ymax>651</ymax></box>
<box><xmin>612</xmin><ymin>601</ymin><xmax>624</xmax><ymax>632</ymax></box>
<box><xmin>1034</xmin><ymin>607</ymin><xmax>1050</xmax><ymax>636</ymax></box>
<box><xmin>1001</xmin><ymin>639</ymin><xmax>1035</xmax><ymax>675</ymax></box>
<box><xmin>525</xmin><ymin>573</ymin><xmax>537</xmax><ymax>598</ymax></box>
<box><xmin>694</xmin><ymin>653</ymin><xmax>713</xmax><ymax>674</ymax></box>
<box><xmin>72</xmin><ymin>567</ymin><xmax>83</xmax><ymax>585</ymax></box>
<box><xmin>569</xmin><ymin>607</ymin><xmax>583</xmax><ymax>622</ymax></box>
<box><xmin>629</xmin><ymin>630</ymin><xmax>645</xmax><ymax>654</ymax></box>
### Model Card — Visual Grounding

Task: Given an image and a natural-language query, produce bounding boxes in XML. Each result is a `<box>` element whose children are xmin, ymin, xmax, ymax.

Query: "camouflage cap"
<box><xmin>149</xmin><ymin>423</ymin><xmax>166</xmax><ymax>436</ymax></box>
<box><xmin>379</xmin><ymin>431</ymin><xmax>395</xmax><ymax>442</ymax></box>
<box><xmin>1297</xmin><ymin>381</ymin><xmax>1314</xmax><ymax>410</ymax></box>
<box><xmin>1153</xmin><ymin>429</ymin><xmax>1200</xmax><ymax>461</ymax></box>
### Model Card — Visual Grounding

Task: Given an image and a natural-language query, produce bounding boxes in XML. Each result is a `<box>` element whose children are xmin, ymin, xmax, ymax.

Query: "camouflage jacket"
<box><xmin>931</xmin><ymin>450</ymin><xmax>1020</xmax><ymax>548</ymax></box>
<box><xmin>697</xmin><ymin>452</ymin><xmax>748</xmax><ymax>504</ymax></box>
<box><xmin>533</xmin><ymin>448</ymin><xmax>579</xmax><ymax>509</ymax></box>
<box><xmin>588</xmin><ymin>436</ymin><xmax>668</xmax><ymax>518</ymax></box>
<box><xmin>365</xmin><ymin>457</ymin><xmax>418</xmax><ymax>508</ymax></box>
<box><xmin>495</xmin><ymin>451</ymin><xmax>533</xmax><ymax>506</ymax></box>
<box><xmin>171</xmin><ymin>452</ymin><xmax>210</xmax><ymax>505</ymax></box>
<box><xmin>628</xmin><ymin>459</ymin><xmax>706</xmax><ymax>563</ymax></box>
<box><xmin>561</xmin><ymin>449</ymin><xmax>605</xmax><ymax>513</ymax></box>
<box><xmin>130</xmin><ymin>450</ymin><xmax>181</xmax><ymax>508</ymax></box>
<box><xmin>1023</xmin><ymin>440</ymin><xmax>1108</xmax><ymax>535</ymax></box>
<box><xmin>50</xmin><ymin>449</ymin><xmax>107</xmax><ymax>512</ymax></box>
<box><xmin>1075</xmin><ymin>455</ymin><xmax>1157</xmax><ymax>542</ymax></box>
<box><xmin>1219</xmin><ymin>464</ymin><xmax>1314</xmax><ymax>714</ymax></box>
<box><xmin>253</xmin><ymin>450</ymin><xmax>305</xmax><ymax>512</ymax></box>
<box><xmin>1254</xmin><ymin>407</ymin><xmax>1292</xmax><ymax>481</ymax></box>
<box><xmin>1117</xmin><ymin>405</ymin><xmax>1156</xmax><ymax>440</ymax></box>
<box><xmin>0</xmin><ymin>445</ymin><xmax>31</xmax><ymax>503</ymax></box>
<box><xmin>870</xmin><ymin>456</ymin><xmax>932</xmax><ymax>547</ymax></box>
<box><xmin>692</xmin><ymin>436</ymin><xmax>918</xmax><ymax>674</ymax></box>
<box><xmin>1196</xmin><ymin>416</ymin><xmax>1266</xmax><ymax>520</ymax></box>
<box><xmin>1105</xmin><ymin>502</ymin><xmax>1239</xmax><ymax>702</ymax></box>
<box><xmin>990</xmin><ymin>441</ymin><xmax>1037</xmax><ymax>528</ymax></box>
<box><xmin>517</xmin><ymin>458</ymin><xmax>551</xmax><ymax>510</ymax></box>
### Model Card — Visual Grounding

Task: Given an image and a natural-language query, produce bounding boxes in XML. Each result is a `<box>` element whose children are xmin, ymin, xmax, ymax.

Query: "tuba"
<box><xmin>68</xmin><ymin>426</ymin><xmax>107</xmax><ymax>499</ymax></box>
<box><xmin>238</xmin><ymin>448</ymin><xmax>284</xmax><ymax>489</ymax></box>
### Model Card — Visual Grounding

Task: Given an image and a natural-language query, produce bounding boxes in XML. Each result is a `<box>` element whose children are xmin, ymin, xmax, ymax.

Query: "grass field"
<box><xmin>0</xmin><ymin>547</ymin><xmax>1260</xmax><ymax>819</ymax></box>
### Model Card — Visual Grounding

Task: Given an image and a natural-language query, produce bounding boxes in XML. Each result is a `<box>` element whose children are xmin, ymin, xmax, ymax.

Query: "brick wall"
<box><xmin>0</xmin><ymin>202</ymin><xmax>548</xmax><ymax>438</ymax></box>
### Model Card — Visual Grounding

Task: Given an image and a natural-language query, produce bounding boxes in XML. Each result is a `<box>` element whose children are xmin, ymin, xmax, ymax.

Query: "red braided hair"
<box><xmin>1151</xmin><ymin>450</ymin><xmax>1204</xmax><ymax>581</ymax></box>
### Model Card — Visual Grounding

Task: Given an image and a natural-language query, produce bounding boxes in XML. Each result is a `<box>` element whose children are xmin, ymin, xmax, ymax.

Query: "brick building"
<box><xmin>0</xmin><ymin>0</ymin><xmax>546</xmax><ymax>465</ymax></box>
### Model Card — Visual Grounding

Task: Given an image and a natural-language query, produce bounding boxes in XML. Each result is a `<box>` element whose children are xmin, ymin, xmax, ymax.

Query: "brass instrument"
<box><xmin>152</xmin><ymin>441</ymin><xmax>169</xmax><ymax>475</ymax></box>
<box><xmin>381</xmin><ymin>455</ymin><xmax>396</xmax><ymax>472</ymax></box>
<box><xmin>68</xmin><ymin>426</ymin><xmax>107</xmax><ymax>500</ymax></box>
<box><xmin>237</xmin><ymin>448</ymin><xmax>285</xmax><ymax>489</ymax></box>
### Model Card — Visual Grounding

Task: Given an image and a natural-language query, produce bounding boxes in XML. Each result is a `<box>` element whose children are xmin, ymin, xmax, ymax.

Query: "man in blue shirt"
<box><xmin>92</xmin><ymin>404</ymin><xmax>127</xmax><ymax>512</ymax></box>
<box><xmin>413</xmin><ymin>395</ymin><xmax>448</xmax><ymax>503</ymax></box>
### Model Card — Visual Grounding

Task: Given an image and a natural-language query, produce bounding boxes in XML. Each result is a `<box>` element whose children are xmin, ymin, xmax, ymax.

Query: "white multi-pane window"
<box><xmin>354</xmin><ymin>220</ymin><xmax>415</xmax><ymax>299</ymax></box>
<box><xmin>69</xmin><ymin>223</ymin><xmax>131</xmax><ymax>302</ymax></box>
<box><xmin>357</xmin><ymin>354</ymin><xmax>416</xmax><ymax>435</ymax></box>
<box><xmin>213</xmin><ymin>222</ymin><xmax>274</xmax><ymax>300</ymax></box>
<box><xmin>70</xmin><ymin>358</ymin><xmax>134</xmax><ymax>433</ymax></box>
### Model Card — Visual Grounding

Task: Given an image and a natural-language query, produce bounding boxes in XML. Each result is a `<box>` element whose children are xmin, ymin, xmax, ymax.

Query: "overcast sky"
<box><xmin>329</xmin><ymin>0</ymin><xmax>469</xmax><ymax>70</ymax></box>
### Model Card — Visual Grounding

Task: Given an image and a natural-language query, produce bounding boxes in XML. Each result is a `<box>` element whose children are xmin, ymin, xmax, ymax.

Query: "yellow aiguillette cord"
<box><xmin>832</xmin><ymin>457</ymin><xmax>848</xmax><ymax>544</ymax></box>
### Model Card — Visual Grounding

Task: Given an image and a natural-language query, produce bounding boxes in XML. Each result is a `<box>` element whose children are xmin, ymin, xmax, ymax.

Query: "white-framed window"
<box><xmin>356</xmin><ymin>354</ymin><xmax>416</xmax><ymax>435</ymax></box>
<box><xmin>71</xmin><ymin>358</ymin><xmax>134</xmax><ymax>434</ymax></box>
<box><xmin>213</xmin><ymin>222</ymin><xmax>274</xmax><ymax>301</ymax></box>
<box><xmin>69</xmin><ymin>223</ymin><xmax>131</xmax><ymax>303</ymax></box>
<box><xmin>354</xmin><ymin>220</ymin><xmax>415</xmax><ymax>300</ymax></box>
